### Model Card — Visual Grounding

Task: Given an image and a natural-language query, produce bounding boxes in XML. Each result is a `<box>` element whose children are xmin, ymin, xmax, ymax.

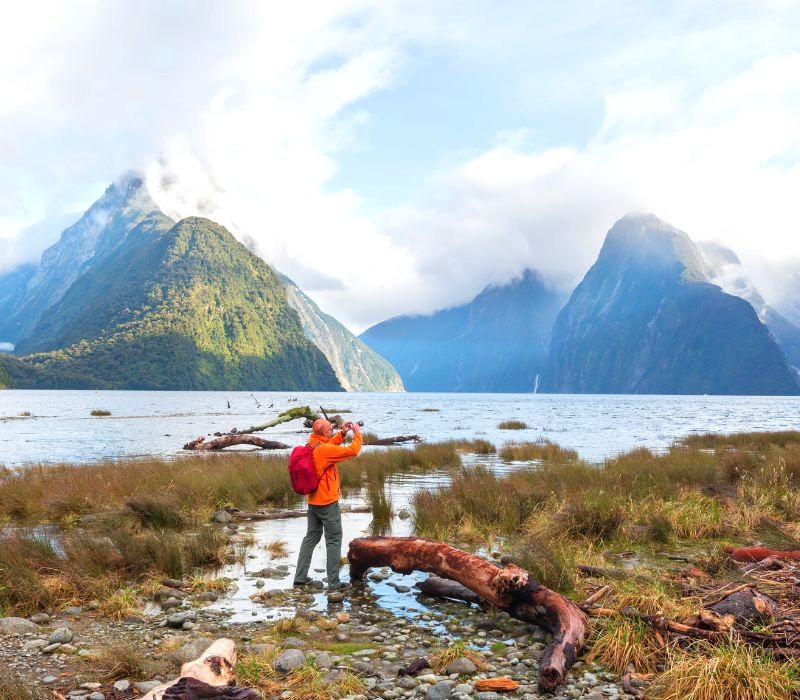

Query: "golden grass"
<box><xmin>430</xmin><ymin>640</ymin><xmax>488</xmax><ymax>672</ymax></box>
<box><xmin>236</xmin><ymin>651</ymin><xmax>365</xmax><ymax>700</ymax></box>
<box><xmin>498</xmin><ymin>420</ymin><xmax>527</xmax><ymax>430</ymax></box>
<box><xmin>98</xmin><ymin>586</ymin><xmax>142</xmax><ymax>620</ymax></box>
<box><xmin>265</xmin><ymin>538</ymin><xmax>289</xmax><ymax>559</ymax></box>
<box><xmin>0</xmin><ymin>675</ymin><xmax>48</xmax><ymax>700</ymax></box>
<box><xmin>649</xmin><ymin>641</ymin><xmax>798</xmax><ymax>700</ymax></box>
<box><xmin>92</xmin><ymin>639</ymin><xmax>151</xmax><ymax>680</ymax></box>
<box><xmin>270</xmin><ymin>615</ymin><xmax>309</xmax><ymax>637</ymax></box>
<box><xmin>586</xmin><ymin>616</ymin><xmax>665</xmax><ymax>674</ymax></box>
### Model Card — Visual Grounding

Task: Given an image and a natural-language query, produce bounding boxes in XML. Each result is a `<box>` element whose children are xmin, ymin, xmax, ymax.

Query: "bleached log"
<box><xmin>183</xmin><ymin>435</ymin><xmax>289</xmax><ymax>451</ymax></box>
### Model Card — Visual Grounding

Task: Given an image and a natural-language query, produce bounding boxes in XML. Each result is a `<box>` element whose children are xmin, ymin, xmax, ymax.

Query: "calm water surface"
<box><xmin>2</xmin><ymin>390</ymin><xmax>800</xmax><ymax>466</ymax></box>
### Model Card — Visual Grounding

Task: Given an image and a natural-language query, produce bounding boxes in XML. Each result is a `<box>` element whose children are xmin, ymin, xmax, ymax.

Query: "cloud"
<box><xmin>380</xmin><ymin>50</ymin><xmax>800</xmax><ymax>318</ymax></box>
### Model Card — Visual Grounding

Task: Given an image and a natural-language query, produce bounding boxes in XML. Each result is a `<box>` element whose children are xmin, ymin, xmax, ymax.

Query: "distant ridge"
<box><xmin>360</xmin><ymin>269</ymin><xmax>563</xmax><ymax>392</ymax></box>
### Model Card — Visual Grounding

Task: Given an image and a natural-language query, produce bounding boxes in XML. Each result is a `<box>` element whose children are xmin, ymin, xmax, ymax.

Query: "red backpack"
<box><xmin>288</xmin><ymin>443</ymin><xmax>329</xmax><ymax>495</ymax></box>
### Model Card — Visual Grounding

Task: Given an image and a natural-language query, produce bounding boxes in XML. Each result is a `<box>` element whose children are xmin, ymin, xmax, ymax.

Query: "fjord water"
<box><xmin>2</xmin><ymin>390</ymin><xmax>800</xmax><ymax>467</ymax></box>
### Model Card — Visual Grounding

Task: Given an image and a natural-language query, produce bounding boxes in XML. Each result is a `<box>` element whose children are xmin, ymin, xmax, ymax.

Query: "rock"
<box><xmin>323</xmin><ymin>670</ymin><xmax>345</xmax><ymax>683</ymax></box>
<box><xmin>161</xmin><ymin>597</ymin><xmax>182</xmax><ymax>610</ymax></box>
<box><xmin>133</xmin><ymin>681</ymin><xmax>163</xmax><ymax>693</ymax></box>
<box><xmin>0</xmin><ymin>616</ymin><xmax>41</xmax><ymax>635</ymax></box>
<box><xmin>182</xmin><ymin>621</ymin><xmax>196</xmax><ymax>631</ymax></box>
<box><xmin>396</xmin><ymin>676</ymin><xmax>418</xmax><ymax>689</ymax></box>
<box><xmin>398</xmin><ymin>509</ymin><xmax>411</xmax><ymax>520</ymax></box>
<box><xmin>62</xmin><ymin>606</ymin><xmax>82</xmax><ymax>616</ymax></box>
<box><xmin>29</xmin><ymin>612</ymin><xmax>50</xmax><ymax>624</ymax></box>
<box><xmin>88</xmin><ymin>693</ymin><xmax>105</xmax><ymax>700</ymax></box>
<box><xmin>87</xmin><ymin>600</ymin><xmax>100</xmax><ymax>611</ymax></box>
<box><xmin>274</xmin><ymin>649</ymin><xmax>306</xmax><ymax>674</ymax></box>
<box><xmin>475</xmin><ymin>693</ymin><xmax>500</xmax><ymax>700</ymax></box>
<box><xmin>168</xmin><ymin>638</ymin><xmax>214</xmax><ymax>665</ymax></box>
<box><xmin>453</xmin><ymin>685</ymin><xmax>473</xmax><ymax>695</ymax></box>
<box><xmin>447</xmin><ymin>658</ymin><xmax>478</xmax><ymax>675</ymax></box>
<box><xmin>212</xmin><ymin>509</ymin><xmax>233</xmax><ymax>523</ymax></box>
<box><xmin>23</xmin><ymin>639</ymin><xmax>49</xmax><ymax>651</ymax></box>
<box><xmin>281</xmin><ymin>636</ymin><xmax>306</xmax><ymax>649</ymax></box>
<box><xmin>43</xmin><ymin>642</ymin><xmax>62</xmax><ymax>653</ymax></box>
<box><xmin>60</xmin><ymin>643</ymin><xmax>78</xmax><ymax>654</ymax></box>
<box><xmin>336</xmin><ymin>612</ymin><xmax>350</xmax><ymax>623</ymax></box>
<box><xmin>313</xmin><ymin>651</ymin><xmax>333</xmax><ymax>669</ymax></box>
<box><xmin>426</xmin><ymin>681</ymin><xmax>453</xmax><ymax>700</ymax></box>
<box><xmin>327</xmin><ymin>592</ymin><xmax>345</xmax><ymax>603</ymax></box>
<box><xmin>113</xmin><ymin>681</ymin><xmax>131</xmax><ymax>692</ymax></box>
<box><xmin>166</xmin><ymin>613</ymin><xmax>188</xmax><ymax>629</ymax></box>
<box><xmin>42</xmin><ymin>676</ymin><xmax>58</xmax><ymax>684</ymax></box>
<box><xmin>499</xmin><ymin>554</ymin><xmax>514</xmax><ymax>565</ymax></box>
<box><xmin>162</xmin><ymin>578</ymin><xmax>186</xmax><ymax>589</ymax></box>
<box><xmin>155</xmin><ymin>587</ymin><xmax>185</xmax><ymax>600</ymax></box>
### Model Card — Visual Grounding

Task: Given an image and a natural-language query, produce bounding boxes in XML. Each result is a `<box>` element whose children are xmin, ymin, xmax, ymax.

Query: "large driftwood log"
<box><xmin>228</xmin><ymin>405</ymin><xmax>318</xmax><ymax>435</ymax></box>
<box><xmin>724</xmin><ymin>545</ymin><xmax>800</xmax><ymax>562</ymax></box>
<box><xmin>348</xmin><ymin>536</ymin><xmax>587</xmax><ymax>692</ymax></box>
<box><xmin>184</xmin><ymin>435</ymin><xmax>289</xmax><ymax>451</ymax></box>
<box><xmin>142</xmin><ymin>638</ymin><xmax>259</xmax><ymax>699</ymax></box>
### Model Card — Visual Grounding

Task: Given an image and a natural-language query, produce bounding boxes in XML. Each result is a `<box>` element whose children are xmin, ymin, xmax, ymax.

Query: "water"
<box><xmin>2</xmin><ymin>390</ymin><xmax>800</xmax><ymax>467</ymax></box>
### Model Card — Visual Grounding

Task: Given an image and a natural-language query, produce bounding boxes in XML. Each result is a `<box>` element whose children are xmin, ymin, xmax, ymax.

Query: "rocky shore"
<box><xmin>0</xmin><ymin>576</ymin><xmax>634</xmax><ymax>700</ymax></box>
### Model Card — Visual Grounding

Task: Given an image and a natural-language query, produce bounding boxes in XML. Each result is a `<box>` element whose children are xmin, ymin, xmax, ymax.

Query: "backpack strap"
<box><xmin>307</xmin><ymin>441</ymin><xmax>334</xmax><ymax>482</ymax></box>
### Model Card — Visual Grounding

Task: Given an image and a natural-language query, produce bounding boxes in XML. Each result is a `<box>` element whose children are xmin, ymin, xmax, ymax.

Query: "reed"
<box><xmin>498</xmin><ymin>420</ymin><xmax>527</xmax><ymax>430</ymax></box>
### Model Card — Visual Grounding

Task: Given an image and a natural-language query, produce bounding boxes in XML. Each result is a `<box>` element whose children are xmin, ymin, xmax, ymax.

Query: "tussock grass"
<box><xmin>94</xmin><ymin>639</ymin><xmax>152</xmax><ymax>680</ymax></box>
<box><xmin>265</xmin><ymin>538</ymin><xmax>289</xmax><ymax>559</ymax></box>
<box><xmin>498</xmin><ymin>419</ymin><xmax>527</xmax><ymax>430</ymax></box>
<box><xmin>511</xmin><ymin>535</ymin><xmax>580</xmax><ymax>594</ymax></box>
<box><xmin>430</xmin><ymin>640</ymin><xmax>487</xmax><ymax>671</ymax></box>
<box><xmin>90</xmin><ymin>409</ymin><xmax>111</xmax><ymax>416</ymax></box>
<box><xmin>419</xmin><ymin>407</ymin><xmax>440</xmax><ymax>412</ymax></box>
<box><xmin>681</xmin><ymin>430</ymin><xmax>800</xmax><ymax>450</ymax></box>
<box><xmin>650</xmin><ymin>641</ymin><xmax>798</xmax><ymax>700</ymax></box>
<box><xmin>366</xmin><ymin>481</ymin><xmax>393</xmax><ymax>536</ymax></box>
<box><xmin>270</xmin><ymin>615</ymin><xmax>309</xmax><ymax>637</ymax></box>
<box><xmin>98</xmin><ymin>586</ymin><xmax>142</xmax><ymax>620</ymax></box>
<box><xmin>499</xmin><ymin>440</ymin><xmax>578</xmax><ymax>462</ymax></box>
<box><xmin>0</xmin><ymin>675</ymin><xmax>48</xmax><ymax>700</ymax></box>
<box><xmin>587</xmin><ymin>616</ymin><xmax>664</xmax><ymax>674</ymax></box>
<box><xmin>453</xmin><ymin>438</ymin><xmax>496</xmax><ymax>454</ymax></box>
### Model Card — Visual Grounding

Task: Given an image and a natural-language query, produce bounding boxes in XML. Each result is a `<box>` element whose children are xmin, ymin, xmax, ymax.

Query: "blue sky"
<box><xmin>1</xmin><ymin>1</ymin><xmax>799</xmax><ymax>329</ymax></box>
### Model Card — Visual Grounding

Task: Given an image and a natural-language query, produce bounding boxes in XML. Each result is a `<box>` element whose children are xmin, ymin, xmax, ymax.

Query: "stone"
<box><xmin>133</xmin><ymin>681</ymin><xmax>163</xmax><ymax>693</ymax></box>
<box><xmin>42</xmin><ymin>676</ymin><xmax>58</xmax><ymax>684</ymax></box>
<box><xmin>168</xmin><ymin>638</ymin><xmax>214</xmax><ymax>665</ymax></box>
<box><xmin>0</xmin><ymin>616</ymin><xmax>41</xmax><ymax>635</ymax></box>
<box><xmin>43</xmin><ymin>642</ymin><xmax>62</xmax><ymax>653</ymax></box>
<box><xmin>29</xmin><ymin>612</ymin><xmax>50</xmax><ymax>624</ymax></box>
<box><xmin>446</xmin><ymin>658</ymin><xmax>477</xmax><ymax>675</ymax></box>
<box><xmin>282</xmin><ymin>636</ymin><xmax>306</xmax><ymax>648</ymax></box>
<box><xmin>274</xmin><ymin>649</ymin><xmax>306</xmax><ymax>674</ymax></box>
<box><xmin>453</xmin><ymin>685</ymin><xmax>473</xmax><ymax>695</ymax></box>
<box><xmin>396</xmin><ymin>676</ymin><xmax>418</xmax><ymax>689</ymax></box>
<box><xmin>212</xmin><ymin>509</ymin><xmax>233</xmax><ymax>523</ymax></box>
<box><xmin>475</xmin><ymin>693</ymin><xmax>500</xmax><ymax>700</ymax></box>
<box><xmin>313</xmin><ymin>651</ymin><xmax>334</xmax><ymax>669</ymax></box>
<box><xmin>398</xmin><ymin>509</ymin><xmax>411</xmax><ymax>520</ymax></box>
<box><xmin>426</xmin><ymin>681</ymin><xmax>452</xmax><ymax>700</ymax></box>
<box><xmin>113</xmin><ymin>681</ymin><xmax>131</xmax><ymax>692</ymax></box>
<box><xmin>88</xmin><ymin>693</ymin><xmax>105</xmax><ymax>700</ymax></box>
<box><xmin>23</xmin><ymin>639</ymin><xmax>49</xmax><ymax>651</ymax></box>
<box><xmin>161</xmin><ymin>597</ymin><xmax>182</xmax><ymax>610</ymax></box>
<box><xmin>62</xmin><ymin>606</ymin><xmax>82</xmax><ymax>616</ymax></box>
<box><xmin>166</xmin><ymin>613</ymin><xmax>188</xmax><ymax>629</ymax></box>
<box><xmin>327</xmin><ymin>591</ymin><xmax>345</xmax><ymax>603</ymax></box>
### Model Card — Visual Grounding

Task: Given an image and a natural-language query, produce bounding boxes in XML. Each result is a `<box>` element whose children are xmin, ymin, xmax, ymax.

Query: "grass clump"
<box><xmin>499</xmin><ymin>440</ymin><xmax>577</xmax><ymax>462</ymax></box>
<box><xmin>90</xmin><ymin>409</ymin><xmax>111</xmax><ymax>416</ymax></box>
<box><xmin>650</xmin><ymin>641</ymin><xmax>798</xmax><ymax>700</ymax></box>
<box><xmin>498</xmin><ymin>420</ymin><xmax>527</xmax><ymax>430</ymax></box>
<box><xmin>419</xmin><ymin>407</ymin><xmax>440</xmax><ymax>412</ymax></box>
<box><xmin>98</xmin><ymin>587</ymin><xmax>142</xmax><ymax>620</ymax></box>
<box><xmin>0</xmin><ymin>675</ymin><xmax>48</xmax><ymax>700</ymax></box>
<box><xmin>125</xmin><ymin>498</ymin><xmax>186</xmax><ymax>530</ymax></box>
<box><xmin>586</xmin><ymin>616</ymin><xmax>664</xmax><ymax>674</ymax></box>
<box><xmin>265</xmin><ymin>538</ymin><xmax>289</xmax><ymax>559</ymax></box>
<box><xmin>367</xmin><ymin>481</ymin><xmax>393</xmax><ymax>536</ymax></box>
<box><xmin>270</xmin><ymin>615</ymin><xmax>309</xmax><ymax>637</ymax></box>
<box><xmin>94</xmin><ymin>639</ymin><xmax>151</xmax><ymax>680</ymax></box>
<box><xmin>430</xmin><ymin>640</ymin><xmax>487</xmax><ymax>672</ymax></box>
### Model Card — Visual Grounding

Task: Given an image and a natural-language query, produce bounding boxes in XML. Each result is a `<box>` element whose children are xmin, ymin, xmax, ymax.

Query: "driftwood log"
<box><xmin>364</xmin><ymin>434</ymin><xmax>422</xmax><ymax>445</ymax></box>
<box><xmin>724</xmin><ymin>545</ymin><xmax>800</xmax><ymax>562</ymax></box>
<box><xmin>184</xmin><ymin>435</ymin><xmax>289</xmax><ymax>451</ymax></box>
<box><xmin>348</xmin><ymin>536</ymin><xmax>588</xmax><ymax>692</ymax></box>
<box><xmin>142</xmin><ymin>638</ymin><xmax>259</xmax><ymax>699</ymax></box>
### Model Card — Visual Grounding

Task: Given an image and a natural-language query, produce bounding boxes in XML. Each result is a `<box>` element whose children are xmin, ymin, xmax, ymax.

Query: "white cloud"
<box><xmin>381</xmin><ymin>50</ymin><xmax>800</xmax><ymax>318</ymax></box>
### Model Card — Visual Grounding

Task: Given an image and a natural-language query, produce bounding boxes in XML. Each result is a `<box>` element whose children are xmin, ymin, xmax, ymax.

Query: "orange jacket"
<box><xmin>307</xmin><ymin>431</ymin><xmax>363</xmax><ymax>506</ymax></box>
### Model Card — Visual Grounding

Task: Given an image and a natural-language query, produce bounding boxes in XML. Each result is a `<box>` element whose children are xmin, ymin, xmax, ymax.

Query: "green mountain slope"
<box><xmin>282</xmin><ymin>275</ymin><xmax>403</xmax><ymax>392</ymax></box>
<box><xmin>12</xmin><ymin>217</ymin><xmax>342</xmax><ymax>390</ymax></box>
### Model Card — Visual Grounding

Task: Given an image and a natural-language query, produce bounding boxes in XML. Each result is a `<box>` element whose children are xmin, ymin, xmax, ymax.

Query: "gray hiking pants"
<box><xmin>294</xmin><ymin>501</ymin><xmax>343</xmax><ymax>587</ymax></box>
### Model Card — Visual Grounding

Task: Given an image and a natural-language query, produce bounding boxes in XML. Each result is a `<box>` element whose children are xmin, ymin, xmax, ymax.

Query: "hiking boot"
<box><xmin>292</xmin><ymin>579</ymin><xmax>312</xmax><ymax>588</ymax></box>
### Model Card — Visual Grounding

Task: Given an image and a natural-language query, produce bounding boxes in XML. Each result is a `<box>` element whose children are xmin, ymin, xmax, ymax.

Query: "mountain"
<box><xmin>543</xmin><ymin>214</ymin><xmax>800</xmax><ymax>395</ymax></box>
<box><xmin>12</xmin><ymin>215</ymin><xmax>343</xmax><ymax>390</ymax></box>
<box><xmin>282</xmin><ymin>275</ymin><xmax>403</xmax><ymax>392</ymax></box>
<box><xmin>0</xmin><ymin>173</ymin><xmax>404</xmax><ymax>391</ymax></box>
<box><xmin>697</xmin><ymin>242</ymin><xmax>800</xmax><ymax>372</ymax></box>
<box><xmin>0</xmin><ymin>174</ymin><xmax>165</xmax><ymax>345</ymax></box>
<box><xmin>360</xmin><ymin>269</ymin><xmax>563</xmax><ymax>392</ymax></box>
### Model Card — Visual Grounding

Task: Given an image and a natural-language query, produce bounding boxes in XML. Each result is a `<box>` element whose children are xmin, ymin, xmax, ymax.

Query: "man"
<box><xmin>293</xmin><ymin>417</ymin><xmax>362</xmax><ymax>590</ymax></box>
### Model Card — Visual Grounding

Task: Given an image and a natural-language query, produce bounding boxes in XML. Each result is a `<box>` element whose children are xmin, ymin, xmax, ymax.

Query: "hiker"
<box><xmin>293</xmin><ymin>418</ymin><xmax>362</xmax><ymax>590</ymax></box>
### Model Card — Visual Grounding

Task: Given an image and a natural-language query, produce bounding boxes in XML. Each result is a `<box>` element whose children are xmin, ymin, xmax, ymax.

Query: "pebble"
<box><xmin>446</xmin><ymin>658</ymin><xmax>477</xmax><ymax>675</ymax></box>
<box><xmin>475</xmin><ymin>693</ymin><xmax>500</xmax><ymax>700</ymax></box>
<box><xmin>113</xmin><ymin>680</ymin><xmax>131</xmax><ymax>692</ymax></box>
<box><xmin>426</xmin><ymin>681</ymin><xmax>453</xmax><ymax>700</ymax></box>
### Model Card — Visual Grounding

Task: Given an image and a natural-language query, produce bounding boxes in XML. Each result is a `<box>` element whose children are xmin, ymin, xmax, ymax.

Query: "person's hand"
<box><xmin>351</xmin><ymin>421</ymin><xmax>361</xmax><ymax>435</ymax></box>
<box><xmin>341</xmin><ymin>421</ymin><xmax>353</xmax><ymax>434</ymax></box>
